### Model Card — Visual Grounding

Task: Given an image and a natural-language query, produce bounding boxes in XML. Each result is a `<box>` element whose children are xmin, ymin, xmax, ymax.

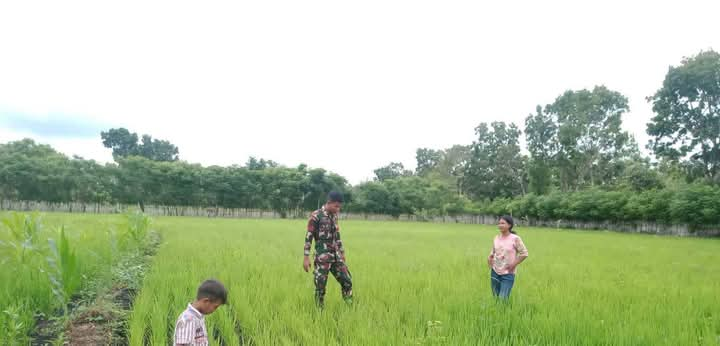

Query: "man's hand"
<box><xmin>303</xmin><ymin>256</ymin><xmax>311</xmax><ymax>272</ymax></box>
<box><xmin>487</xmin><ymin>255</ymin><xmax>493</xmax><ymax>269</ymax></box>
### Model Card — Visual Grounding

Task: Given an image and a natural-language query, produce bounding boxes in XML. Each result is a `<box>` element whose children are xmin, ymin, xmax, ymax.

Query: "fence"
<box><xmin>0</xmin><ymin>200</ymin><xmax>290</xmax><ymax>218</ymax></box>
<box><xmin>1</xmin><ymin>200</ymin><xmax>718</xmax><ymax>237</ymax></box>
<box><xmin>523</xmin><ymin>218</ymin><xmax>720</xmax><ymax>237</ymax></box>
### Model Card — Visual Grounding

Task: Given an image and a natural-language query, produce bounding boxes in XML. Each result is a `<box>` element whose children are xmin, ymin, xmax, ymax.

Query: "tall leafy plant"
<box><xmin>0</xmin><ymin>212</ymin><xmax>45</xmax><ymax>266</ymax></box>
<box><xmin>46</xmin><ymin>227</ymin><xmax>81</xmax><ymax>315</ymax></box>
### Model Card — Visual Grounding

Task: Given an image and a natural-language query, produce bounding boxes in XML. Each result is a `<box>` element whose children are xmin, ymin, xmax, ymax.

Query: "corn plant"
<box><xmin>121</xmin><ymin>210</ymin><xmax>151</xmax><ymax>250</ymax></box>
<box><xmin>1</xmin><ymin>304</ymin><xmax>30</xmax><ymax>344</ymax></box>
<box><xmin>0</xmin><ymin>212</ymin><xmax>45</xmax><ymax>266</ymax></box>
<box><xmin>46</xmin><ymin>226</ymin><xmax>81</xmax><ymax>316</ymax></box>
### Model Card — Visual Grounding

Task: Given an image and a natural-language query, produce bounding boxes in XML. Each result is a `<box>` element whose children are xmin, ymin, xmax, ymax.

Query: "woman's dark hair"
<box><xmin>500</xmin><ymin>215</ymin><xmax>516</xmax><ymax>234</ymax></box>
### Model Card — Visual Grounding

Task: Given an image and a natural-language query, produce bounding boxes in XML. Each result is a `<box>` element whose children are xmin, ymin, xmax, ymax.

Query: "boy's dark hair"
<box><xmin>327</xmin><ymin>191</ymin><xmax>344</xmax><ymax>203</ymax></box>
<box><xmin>197</xmin><ymin>279</ymin><xmax>228</xmax><ymax>304</ymax></box>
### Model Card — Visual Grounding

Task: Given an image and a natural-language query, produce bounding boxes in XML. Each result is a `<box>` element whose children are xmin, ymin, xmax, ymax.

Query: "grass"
<box><xmin>123</xmin><ymin>216</ymin><xmax>720</xmax><ymax>345</ymax></box>
<box><xmin>2</xmin><ymin>212</ymin><xmax>718</xmax><ymax>344</ymax></box>
<box><xmin>0</xmin><ymin>211</ymin><xmax>158</xmax><ymax>344</ymax></box>
<box><xmin>0</xmin><ymin>212</ymin><xmax>126</xmax><ymax>342</ymax></box>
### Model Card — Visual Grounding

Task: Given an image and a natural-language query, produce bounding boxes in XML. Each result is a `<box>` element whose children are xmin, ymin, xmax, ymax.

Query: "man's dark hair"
<box><xmin>197</xmin><ymin>279</ymin><xmax>228</xmax><ymax>304</ymax></box>
<box><xmin>327</xmin><ymin>191</ymin><xmax>344</xmax><ymax>203</ymax></box>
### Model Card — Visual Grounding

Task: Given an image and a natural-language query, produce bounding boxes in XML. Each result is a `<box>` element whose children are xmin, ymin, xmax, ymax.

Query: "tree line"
<box><xmin>0</xmin><ymin>138</ymin><xmax>350</xmax><ymax>217</ymax></box>
<box><xmin>1</xmin><ymin>50</ymin><xmax>719</xmax><ymax>225</ymax></box>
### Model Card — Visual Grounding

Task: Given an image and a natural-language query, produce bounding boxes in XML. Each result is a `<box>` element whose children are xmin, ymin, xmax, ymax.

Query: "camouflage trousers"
<box><xmin>313</xmin><ymin>259</ymin><xmax>353</xmax><ymax>306</ymax></box>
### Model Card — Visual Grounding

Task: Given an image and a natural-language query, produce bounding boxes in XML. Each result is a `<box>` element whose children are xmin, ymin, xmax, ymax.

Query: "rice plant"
<box><xmin>127</xmin><ymin>217</ymin><xmax>720</xmax><ymax>345</ymax></box>
<box><xmin>3</xmin><ymin>213</ymin><xmax>719</xmax><ymax>344</ymax></box>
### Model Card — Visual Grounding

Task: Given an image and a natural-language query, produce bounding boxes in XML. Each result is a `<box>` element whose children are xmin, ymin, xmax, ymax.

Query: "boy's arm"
<box><xmin>174</xmin><ymin>317</ymin><xmax>194</xmax><ymax>345</ymax></box>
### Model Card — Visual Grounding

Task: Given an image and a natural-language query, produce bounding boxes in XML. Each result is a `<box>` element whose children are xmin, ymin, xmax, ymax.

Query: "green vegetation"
<box><xmin>128</xmin><ymin>216</ymin><xmax>720</xmax><ymax>345</ymax></box>
<box><xmin>1</xmin><ymin>50</ymin><xmax>719</xmax><ymax>226</ymax></box>
<box><xmin>2</xmin><ymin>212</ymin><xmax>718</xmax><ymax>344</ymax></box>
<box><xmin>476</xmin><ymin>184</ymin><xmax>720</xmax><ymax>229</ymax></box>
<box><xmin>0</xmin><ymin>211</ymin><xmax>156</xmax><ymax>344</ymax></box>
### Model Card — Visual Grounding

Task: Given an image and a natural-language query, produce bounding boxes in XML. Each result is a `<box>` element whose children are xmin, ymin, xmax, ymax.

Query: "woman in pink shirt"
<box><xmin>487</xmin><ymin>215</ymin><xmax>529</xmax><ymax>299</ymax></box>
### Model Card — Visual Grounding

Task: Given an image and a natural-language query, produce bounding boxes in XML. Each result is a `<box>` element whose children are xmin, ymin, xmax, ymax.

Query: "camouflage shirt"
<box><xmin>304</xmin><ymin>206</ymin><xmax>345</xmax><ymax>263</ymax></box>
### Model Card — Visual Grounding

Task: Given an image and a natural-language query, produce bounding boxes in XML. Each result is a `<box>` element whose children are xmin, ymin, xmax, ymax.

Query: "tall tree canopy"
<box><xmin>647</xmin><ymin>50</ymin><xmax>720</xmax><ymax>184</ymax></box>
<box><xmin>101</xmin><ymin>128</ymin><xmax>179</xmax><ymax>161</ymax></box>
<box><xmin>525</xmin><ymin>105</ymin><xmax>558</xmax><ymax>195</ymax></box>
<box><xmin>546</xmin><ymin>86</ymin><xmax>631</xmax><ymax>190</ymax></box>
<box><xmin>463</xmin><ymin>122</ymin><xmax>525</xmax><ymax>200</ymax></box>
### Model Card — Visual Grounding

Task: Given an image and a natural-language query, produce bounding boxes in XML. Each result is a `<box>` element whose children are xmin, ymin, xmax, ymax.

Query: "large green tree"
<box><xmin>546</xmin><ymin>86</ymin><xmax>631</xmax><ymax>191</ymax></box>
<box><xmin>350</xmin><ymin>175</ymin><xmax>466</xmax><ymax>217</ymax></box>
<box><xmin>415</xmin><ymin>148</ymin><xmax>443</xmax><ymax>176</ymax></box>
<box><xmin>524</xmin><ymin>105</ymin><xmax>558</xmax><ymax>194</ymax></box>
<box><xmin>101</xmin><ymin>128</ymin><xmax>138</xmax><ymax>159</ymax></box>
<box><xmin>350</xmin><ymin>181</ymin><xmax>400</xmax><ymax>216</ymax></box>
<box><xmin>619</xmin><ymin>158</ymin><xmax>664</xmax><ymax>192</ymax></box>
<box><xmin>68</xmin><ymin>157</ymin><xmax>113</xmax><ymax>205</ymax></box>
<box><xmin>297</xmin><ymin>166</ymin><xmax>348</xmax><ymax>210</ymax></box>
<box><xmin>373</xmin><ymin>162</ymin><xmax>413</xmax><ymax>182</ymax></box>
<box><xmin>418</xmin><ymin>145</ymin><xmax>470</xmax><ymax>195</ymax></box>
<box><xmin>0</xmin><ymin>139</ymin><xmax>112</xmax><ymax>204</ymax></box>
<box><xmin>462</xmin><ymin>122</ymin><xmax>526</xmax><ymax>200</ymax></box>
<box><xmin>246</xmin><ymin>157</ymin><xmax>278</xmax><ymax>170</ymax></box>
<box><xmin>647</xmin><ymin>50</ymin><xmax>720</xmax><ymax>184</ymax></box>
<box><xmin>101</xmin><ymin>128</ymin><xmax>179</xmax><ymax>161</ymax></box>
<box><xmin>138</xmin><ymin>134</ymin><xmax>180</xmax><ymax>162</ymax></box>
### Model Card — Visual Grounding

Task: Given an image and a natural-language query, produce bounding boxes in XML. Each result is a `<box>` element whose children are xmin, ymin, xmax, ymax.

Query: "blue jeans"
<box><xmin>490</xmin><ymin>269</ymin><xmax>515</xmax><ymax>299</ymax></box>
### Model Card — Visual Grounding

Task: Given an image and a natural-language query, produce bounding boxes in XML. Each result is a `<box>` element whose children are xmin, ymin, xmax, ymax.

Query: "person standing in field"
<box><xmin>487</xmin><ymin>215</ymin><xmax>528</xmax><ymax>300</ymax></box>
<box><xmin>174</xmin><ymin>279</ymin><xmax>228</xmax><ymax>346</ymax></box>
<box><xmin>303</xmin><ymin>191</ymin><xmax>353</xmax><ymax>308</ymax></box>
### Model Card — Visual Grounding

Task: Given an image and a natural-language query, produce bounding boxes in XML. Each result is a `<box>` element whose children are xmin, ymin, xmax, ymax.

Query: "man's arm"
<box><xmin>303</xmin><ymin>215</ymin><xmax>317</xmax><ymax>272</ymax></box>
<box><xmin>336</xmin><ymin>223</ymin><xmax>346</xmax><ymax>262</ymax></box>
<box><xmin>304</xmin><ymin>217</ymin><xmax>315</xmax><ymax>257</ymax></box>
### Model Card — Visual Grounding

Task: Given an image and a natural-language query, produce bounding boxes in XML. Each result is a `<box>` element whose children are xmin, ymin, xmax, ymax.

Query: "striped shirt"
<box><xmin>174</xmin><ymin>304</ymin><xmax>208</xmax><ymax>346</ymax></box>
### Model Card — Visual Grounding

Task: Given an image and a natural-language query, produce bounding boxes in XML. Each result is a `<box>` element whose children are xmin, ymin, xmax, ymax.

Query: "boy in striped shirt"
<box><xmin>174</xmin><ymin>279</ymin><xmax>228</xmax><ymax>346</ymax></box>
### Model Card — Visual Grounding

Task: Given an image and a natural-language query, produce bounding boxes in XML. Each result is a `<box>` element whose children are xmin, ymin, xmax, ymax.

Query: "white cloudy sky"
<box><xmin>1</xmin><ymin>0</ymin><xmax>718</xmax><ymax>183</ymax></box>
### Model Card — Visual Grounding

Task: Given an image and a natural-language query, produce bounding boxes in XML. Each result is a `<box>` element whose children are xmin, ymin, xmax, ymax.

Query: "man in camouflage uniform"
<box><xmin>302</xmin><ymin>191</ymin><xmax>353</xmax><ymax>307</ymax></box>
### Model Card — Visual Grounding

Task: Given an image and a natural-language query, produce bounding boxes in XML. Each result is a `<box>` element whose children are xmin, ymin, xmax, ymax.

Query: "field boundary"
<box><xmin>2</xmin><ymin>199</ymin><xmax>719</xmax><ymax>237</ymax></box>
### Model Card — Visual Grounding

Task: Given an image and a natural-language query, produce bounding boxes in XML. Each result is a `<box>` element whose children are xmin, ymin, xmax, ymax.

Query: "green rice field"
<box><xmin>2</xmin><ymin>213</ymin><xmax>720</xmax><ymax>345</ymax></box>
<box><xmin>130</xmin><ymin>216</ymin><xmax>720</xmax><ymax>345</ymax></box>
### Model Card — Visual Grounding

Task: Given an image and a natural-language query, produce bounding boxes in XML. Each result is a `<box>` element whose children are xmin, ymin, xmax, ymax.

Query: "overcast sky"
<box><xmin>1</xmin><ymin>0</ymin><xmax>718</xmax><ymax>184</ymax></box>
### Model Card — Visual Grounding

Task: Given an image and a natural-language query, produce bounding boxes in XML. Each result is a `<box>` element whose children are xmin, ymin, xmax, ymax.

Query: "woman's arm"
<box><xmin>487</xmin><ymin>245</ymin><xmax>495</xmax><ymax>268</ymax></box>
<box><xmin>508</xmin><ymin>237</ymin><xmax>529</xmax><ymax>271</ymax></box>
